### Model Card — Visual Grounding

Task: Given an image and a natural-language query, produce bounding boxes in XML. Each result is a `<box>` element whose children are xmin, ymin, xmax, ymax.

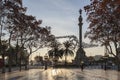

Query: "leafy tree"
<box><xmin>84</xmin><ymin>0</ymin><xmax>120</xmax><ymax>61</ymax></box>
<box><xmin>0</xmin><ymin>0</ymin><xmax>26</xmax><ymax>72</ymax></box>
<box><xmin>84</xmin><ymin>0</ymin><xmax>120</xmax><ymax>70</ymax></box>
<box><xmin>3</xmin><ymin>0</ymin><xmax>26</xmax><ymax>72</ymax></box>
<box><xmin>0</xmin><ymin>0</ymin><xmax>52</xmax><ymax>71</ymax></box>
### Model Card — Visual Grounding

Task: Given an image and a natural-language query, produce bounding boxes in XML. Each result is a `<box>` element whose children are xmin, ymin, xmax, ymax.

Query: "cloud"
<box><xmin>40</xmin><ymin>17</ymin><xmax>77</xmax><ymax>36</ymax></box>
<box><xmin>23</xmin><ymin>0</ymin><xmax>90</xmax><ymax>41</ymax></box>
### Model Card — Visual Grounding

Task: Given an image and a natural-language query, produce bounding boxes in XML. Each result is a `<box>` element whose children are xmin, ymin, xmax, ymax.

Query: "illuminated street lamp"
<box><xmin>44</xmin><ymin>55</ymin><xmax>48</xmax><ymax>61</ymax></box>
<box><xmin>44</xmin><ymin>55</ymin><xmax>48</xmax><ymax>70</ymax></box>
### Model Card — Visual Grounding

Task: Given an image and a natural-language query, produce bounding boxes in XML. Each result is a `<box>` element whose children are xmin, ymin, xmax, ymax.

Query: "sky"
<box><xmin>23</xmin><ymin>0</ymin><xmax>90</xmax><ymax>42</ymax></box>
<box><xmin>22</xmin><ymin>0</ymin><xmax>105</xmax><ymax>61</ymax></box>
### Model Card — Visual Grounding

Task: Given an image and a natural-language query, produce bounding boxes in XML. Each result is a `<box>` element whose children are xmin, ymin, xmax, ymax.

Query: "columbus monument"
<box><xmin>74</xmin><ymin>9</ymin><xmax>87</xmax><ymax>66</ymax></box>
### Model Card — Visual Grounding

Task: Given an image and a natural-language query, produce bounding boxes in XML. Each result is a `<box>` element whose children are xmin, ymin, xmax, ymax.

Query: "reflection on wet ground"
<box><xmin>0</xmin><ymin>68</ymin><xmax>120</xmax><ymax>80</ymax></box>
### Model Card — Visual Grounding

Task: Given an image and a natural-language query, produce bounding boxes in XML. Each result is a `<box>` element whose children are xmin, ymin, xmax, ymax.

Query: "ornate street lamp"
<box><xmin>44</xmin><ymin>55</ymin><xmax>48</xmax><ymax>61</ymax></box>
<box><xmin>44</xmin><ymin>55</ymin><xmax>48</xmax><ymax>70</ymax></box>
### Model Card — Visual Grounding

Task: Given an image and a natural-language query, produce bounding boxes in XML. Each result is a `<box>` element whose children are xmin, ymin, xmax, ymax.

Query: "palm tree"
<box><xmin>48</xmin><ymin>40</ymin><xmax>63</xmax><ymax>65</ymax></box>
<box><xmin>63</xmin><ymin>41</ymin><xmax>74</xmax><ymax>65</ymax></box>
<box><xmin>48</xmin><ymin>48</ymin><xmax>63</xmax><ymax>61</ymax></box>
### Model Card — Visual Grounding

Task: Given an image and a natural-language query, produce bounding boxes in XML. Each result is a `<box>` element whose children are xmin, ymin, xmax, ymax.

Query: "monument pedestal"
<box><xmin>74</xmin><ymin>48</ymin><xmax>87</xmax><ymax>66</ymax></box>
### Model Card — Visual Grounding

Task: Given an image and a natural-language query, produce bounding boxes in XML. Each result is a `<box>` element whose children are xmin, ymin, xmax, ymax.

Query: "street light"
<box><xmin>103</xmin><ymin>56</ymin><xmax>108</xmax><ymax>70</ymax></box>
<box><xmin>44</xmin><ymin>55</ymin><xmax>48</xmax><ymax>70</ymax></box>
<box><xmin>100</xmin><ymin>58</ymin><xmax>104</xmax><ymax>69</ymax></box>
<box><xmin>44</xmin><ymin>55</ymin><xmax>48</xmax><ymax>61</ymax></box>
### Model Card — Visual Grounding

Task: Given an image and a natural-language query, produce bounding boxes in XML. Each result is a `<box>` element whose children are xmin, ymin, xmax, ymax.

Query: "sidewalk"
<box><xmin>0</xmin><ymin>68</ymin><xmax>120</xmax><ymax>80</ymax></box>
<box><xmin>0</xmin><ymin>65</ymin><xmax>44</xmax><ymax>72</ymax></box>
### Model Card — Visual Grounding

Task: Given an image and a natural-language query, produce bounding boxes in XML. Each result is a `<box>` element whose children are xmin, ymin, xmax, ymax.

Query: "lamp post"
<box><xmin>100</xmin><ymin>58</ymin><xmax>104</xmax><ymax>69</ymax></box>
<box><xmin>44</xmin><ymin>55</ymin><xmax>48</xmax><ymax>70</ymax></box>
<box><xmin>103</xmin><ymin>56</ymin><xmax>108</xmax><ymax>70</ymax></box>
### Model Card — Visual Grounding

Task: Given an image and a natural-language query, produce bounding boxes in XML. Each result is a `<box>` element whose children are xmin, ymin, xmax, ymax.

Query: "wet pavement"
<box><xmin>0</xmin><ymin>68</ymin><xmax>120</xmax><ymax>80</ymax></box>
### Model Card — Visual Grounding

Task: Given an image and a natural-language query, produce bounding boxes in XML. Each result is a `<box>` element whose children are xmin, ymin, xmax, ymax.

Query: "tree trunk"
<box><xmin>65</xmin><ymin>54</ymin><xmax>67</xmax><ymax>66</ymax></box>
<box><xmin>2</xmin><ymin>54</ymin><xmax>5</xmax><ymax>73</ymax></box>
<box><xmin>19</xmin><ymin>56</ymin><xmax>22</xmax><ymax>71</ymax></box>
<box><xmin>118</xmin><ymin>64</ymin><xmax>120</xmax><ymax>71</ymax></box>
<box><xmin>113</xmin><ymin>41</ymin><xmax>118</xmax><ymax>55</ymax></box>
<box><xmin>8</xmin><ymin>32</ymin><xmax>12</xmax><ymax>72</ymax></box>
<box><xmin>16</xmin><ymin>52</ymin><xmax>18</xmax><ymax>67</ymax></box>
<box><xmin>113</xmin><ymin>41</ymin><xmax>120</xmax><ymax>71</ymax></box>
<box><xmin>25</xmin><ymin>61</ymin><xmax>27</xmax><ymax>70</ymax></box>
<box><xmin>116</xmin><ymin>57</ymin><xmax>120</xmax><ymax>71</ymax></box>
<box><xmin>16</xmin><ymin>40</ymin><xmax>18</xmax><ymax>67</ymax></box>
<box><xmin>8</xmin><ymin>54</ymin><xmax>12</xmax><ymax>72</ymax></box>
<box><xmin>25</xmin><ymin>58</ymin><xmax>29</xmax><ymax>70</ymax></box>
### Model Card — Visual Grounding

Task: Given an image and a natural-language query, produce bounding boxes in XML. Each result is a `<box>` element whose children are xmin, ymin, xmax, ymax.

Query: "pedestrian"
<box><xmin>81</xmin><ymin>61</ymin><xmax>84</xmax><ymax>71</ymax></box>
<box><xmin>44</xmin><ymin>61</ymin><xmax>47</xmax><ymax>70</ymax></box>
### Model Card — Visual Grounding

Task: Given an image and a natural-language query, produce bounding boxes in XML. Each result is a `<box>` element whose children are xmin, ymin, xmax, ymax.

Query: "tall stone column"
<box><xmin>74</xmin><ymin>9</ymin><xmax>87</xmax><ymax>66</ymax></box>
<box><xmin>78</xmin><ymin>9</ymin><xmax>83</xmax><ymax>50</ymax></box>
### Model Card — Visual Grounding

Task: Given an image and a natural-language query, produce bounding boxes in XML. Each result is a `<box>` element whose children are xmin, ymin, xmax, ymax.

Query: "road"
<box><xmin>0</xmin><ymin>68</ymin><xmax>120</xmax><ymax>80</ymax></box>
